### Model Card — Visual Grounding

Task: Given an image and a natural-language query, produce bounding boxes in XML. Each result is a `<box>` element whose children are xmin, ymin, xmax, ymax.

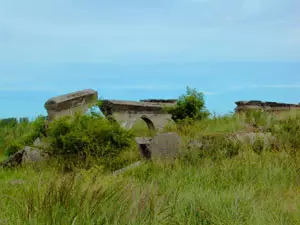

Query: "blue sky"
<box><xmin>0</xmin><ymin>0</ymin><xmax>300</xmax><ymax>119</ymax></box>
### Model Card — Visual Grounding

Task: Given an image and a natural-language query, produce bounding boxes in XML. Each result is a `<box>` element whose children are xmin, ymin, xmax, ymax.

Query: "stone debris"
<box><xmin>135</xmin><ymin>132</ymin><xmax>182</xmax><ymax>160</ymax></box>
<box><xmin>0</xmin><ymin>139</ymin><xmax>49</xmax><ymax>168</ymax></box>
<box><xmin>22</xmin><ymin>146</ymin><xmax>48</xmax><ymax>164</ymax></box>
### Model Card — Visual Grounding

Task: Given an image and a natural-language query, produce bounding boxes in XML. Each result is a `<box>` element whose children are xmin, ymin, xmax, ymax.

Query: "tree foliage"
<box><xmin>167</xmin><ymin>86</ymin><xmax>210</xmax><ymax>122</ymax></box>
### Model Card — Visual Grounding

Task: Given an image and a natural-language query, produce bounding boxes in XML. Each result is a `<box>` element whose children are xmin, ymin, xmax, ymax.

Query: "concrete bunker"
<box><xmin>100</xmin><ymin>99</ymin><xmax>176</xmax><ymax>131</ymax></box>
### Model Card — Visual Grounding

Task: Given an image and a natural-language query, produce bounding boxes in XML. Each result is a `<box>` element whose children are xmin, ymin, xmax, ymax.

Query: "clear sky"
<box><xmin>0</xmin><ymin>0</ymin><xmax>300</xmax><ymax>119</ymax></box>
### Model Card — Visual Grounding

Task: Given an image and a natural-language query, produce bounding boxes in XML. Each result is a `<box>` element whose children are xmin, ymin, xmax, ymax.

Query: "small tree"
<box><xmin>167</xmin><ymin>86</ymin><xmax>210</xmax><ymax>122</ymax></box>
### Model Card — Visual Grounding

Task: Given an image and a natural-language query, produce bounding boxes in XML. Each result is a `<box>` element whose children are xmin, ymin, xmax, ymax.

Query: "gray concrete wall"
<box><xmin>112</xmin><ymin>112</ymin><xmax>173</xmax><ymax>131</ymax></box>
<box><xmin>44</xmin><ymin>89</ymin><xmax>98</xmax><ymax>121</ymax></box>
<box><xmin>45</xmin><ymin>93</ymin><xmax>174</xmax><ymax>131</ymax></box>
<box><xmin>100</xmin><ymin>99</ymin><xmax>176</xmax><ymax>132</ymax></box>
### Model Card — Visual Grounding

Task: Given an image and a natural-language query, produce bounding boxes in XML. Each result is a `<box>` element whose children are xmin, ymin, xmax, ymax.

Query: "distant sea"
<box><xmin>0</xmin><ymin>61</ymin><xmax>299</xmax><ymax>119</ymax></box>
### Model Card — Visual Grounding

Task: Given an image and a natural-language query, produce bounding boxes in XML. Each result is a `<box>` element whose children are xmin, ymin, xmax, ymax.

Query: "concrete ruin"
<box><xmin>135</xmin><ymin>132</ymin><xmax>182</xmax><ymax>160</ymax></box>
<box><xmin>235</xmin><ymin>101</ymin><xmax>300</xmax><ymax>113</ymax></box>
<box><xmin>44</xmin><ymin>89</ymin><xmax>176</xmax><ymax>131</ymax></box>
<box><xmin>44</xmin><ymin>89</ymin><xmax>98</xmax><ymax>121</ymax></box>
<box><xmin>100</xmin><ymin>99</ymin><xmax>176</xmax><ymax>131</ymax></box>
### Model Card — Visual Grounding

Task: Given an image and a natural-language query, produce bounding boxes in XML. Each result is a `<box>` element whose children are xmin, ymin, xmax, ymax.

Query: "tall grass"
<box><xmin>0</xmin><ymin>150</ymin><xmax>299</xmax><ymax>224</ymax></box>
<box><xmin>0</xmin><ymin>110</ymin><xmax>300</xmax><ymax>224</ymax></box>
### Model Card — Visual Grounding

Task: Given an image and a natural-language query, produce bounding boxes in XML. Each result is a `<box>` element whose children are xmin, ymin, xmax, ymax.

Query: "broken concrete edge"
<box><xmin>45</xmin><ymin>89</ymin><xmax>98</xmax><ymax>108</ymax></box>
<box><xmin>235</xmin><ymin>100</ymin><xmax>300</xmax><ymax>113</ymax></box>
<box><xmin>112</xmin><ymin>161</ymin><xmax>144</xmax><ymax>176</ymax></box>
<box><xmin>140</xmin><ymin>99</ymin><xmax>177</xmax><ymax>103</ymax></box>
<box><xmin>100</xmin><ymin>100</ymin><xmax>175</xmax><ymax>115</ymax></box>
<box><xmin>45</xmin><ymin>89</ymin><xmax>99</xmax><ymax>121</ymax></box>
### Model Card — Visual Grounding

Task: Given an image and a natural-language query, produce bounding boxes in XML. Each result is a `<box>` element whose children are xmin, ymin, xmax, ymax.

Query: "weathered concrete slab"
<box><xmin>100</xmin><ymin>99</ymin><xmax>176</xmax><ymax>131</ymax></box>
<box><xmin>45</xmin><ymin>89</ymin><xmax>98</xmax><ymax>121</ymax></box>
<box><xmin>100</xmin><ymin>100</ymin><xmax>175</xmax><ymax>114</ymax></box>
<box><xmin>135</xmin><ymin>132</ymin><xmax>182</xmax><ymax>160</ymax></box>
<box><xmin>44</xmin><ymin>89</ymin><xmax>175</xmax><ymax>132</ymax></box>
<box><xmin>235</xmin><ymin>100</ymin><xmax>300</xmax><ymax>113</ymax></box>
<box><xmin>140</xmin><ymin>99</ymin><xmax>177</xmax><ymax>103</ymax></box>
<box><xmin>149</xmin><ymin>132</ymin><xmax>182</xmax><ymax>159</ymax></box>
<box><xmin>22</xmin><ymin>146</ymin><xmax>48</xmax><ymax>164</ymax></box>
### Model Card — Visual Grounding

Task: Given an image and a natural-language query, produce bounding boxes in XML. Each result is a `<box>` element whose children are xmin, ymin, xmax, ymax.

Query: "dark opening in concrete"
<box><xmin>141</xmin><ymin>115</ymin><xmax>155</xmax><ymax>131</ymax></box>
<box><xmin>139</xmin><ymin>143</ymin><xmax>151</xmax><ymax>159</ymax></box>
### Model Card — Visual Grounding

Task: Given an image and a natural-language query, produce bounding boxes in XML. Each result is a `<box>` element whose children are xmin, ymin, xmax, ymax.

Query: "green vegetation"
<box><xmin>1</xmin><ymin>116</ymin><xmax>46</xmax><ymax>157</ymax></box>
<box><xmin>46</xmin><ymin>112</ymin><xmax>136</xmax><ymax>171</ymax></box>
<box><xmin>0</xmin><ymin>88</ymin><xmax>300</xmax><ymax>224</ymax></box>
<box><xmin>166</xmin><ymin>86</ymin><xmax>210</xmax><ymax>123</ymax></box>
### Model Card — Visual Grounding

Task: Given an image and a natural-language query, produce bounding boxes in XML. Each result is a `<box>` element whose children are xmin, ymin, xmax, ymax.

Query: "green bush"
<box><xmin>46</xmin><ymin>113</ymin><xmax>135</xmax><ymax>169</ymax></box>
<box><xmin>23</xmin><ymin>116</ymin><xmax>47</xmax><ymax>145</ymax></box>
<box><xmin>3</xmin><ymin>115</ymin><xmax>47</xmax><ymax>157</ymax></box>
<box><xmin>4</xmin><ymin>141</ymin><xmax>23</xmax><ymax>157</ymax></box>
<box><xmin>166</xmin><ymin>86</ymin><xmax>210</xmax><ymax>123</ymax></box>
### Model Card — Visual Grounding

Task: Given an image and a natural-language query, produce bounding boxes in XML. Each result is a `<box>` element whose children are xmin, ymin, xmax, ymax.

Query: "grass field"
<box><xmin>0</xmin><ymin>111</ymin><xmax>300</xmax><ymax>224</ymax></box>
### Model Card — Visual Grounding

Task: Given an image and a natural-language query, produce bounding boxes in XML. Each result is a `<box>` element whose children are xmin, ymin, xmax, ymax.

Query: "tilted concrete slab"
<box><xmin>44</xmin><ymin>89</ymin><xmax>98</xmax><ymax>121</ymax></box>
<box><xmin>100</xmin><ymin>99</ymin><xmax>176</xmax><ymax>131</ymax></box>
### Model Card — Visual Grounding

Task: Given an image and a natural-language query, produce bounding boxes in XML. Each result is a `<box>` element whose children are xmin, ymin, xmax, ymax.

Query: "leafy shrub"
<box><xmin>4</xmin><ymin>141</ymin><xmax>23</xmax><ymax>157</ymax></box>
<box><xmin>3</xmin><ymin>115</ymin><xmax>47</xmax><ymax>156</ymax></box>
<box><xmin>23</xmin><ymin>116</ymin><xmax>47</xmax><ymax>145</ymax></box>
<box><xmin>166</xmin><ymin>86</ymin><xmax>210</xmax><ymax>123</ymax></box>
<box><xmin>46</xmin><ymin>113</ymin><xmax>135</xmax><ymax>170</ymax></box>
